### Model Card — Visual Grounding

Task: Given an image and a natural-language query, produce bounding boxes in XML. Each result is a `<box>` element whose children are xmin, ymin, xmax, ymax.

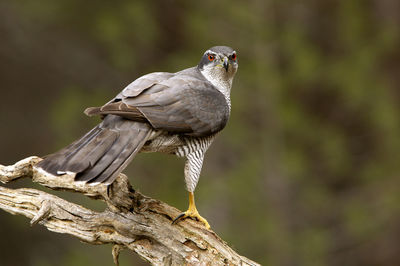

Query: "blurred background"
<box><xmin>1</xmin><ymin>0</ymin><xmax>400</xmax><ymax>265</ymax></box>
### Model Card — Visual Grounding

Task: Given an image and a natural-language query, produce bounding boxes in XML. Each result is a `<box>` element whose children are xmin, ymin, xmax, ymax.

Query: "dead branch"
<box><xmin>0</xmin><ymin>156</ymin><xmax>259</xmax><ymax>265</ymax></box>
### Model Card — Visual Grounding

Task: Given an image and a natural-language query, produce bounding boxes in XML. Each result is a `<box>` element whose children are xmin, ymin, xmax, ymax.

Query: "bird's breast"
<box><xmin>140</xmin><ymin>131</ymin><xmax>215</xmax><ymax>157</ymax></box>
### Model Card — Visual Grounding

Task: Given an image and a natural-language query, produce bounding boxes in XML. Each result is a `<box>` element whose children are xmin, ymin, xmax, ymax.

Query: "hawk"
<box><xmin>36</xmin><ymin>46</ymin><xmax>238</xmax><ymax>229</ymax></box>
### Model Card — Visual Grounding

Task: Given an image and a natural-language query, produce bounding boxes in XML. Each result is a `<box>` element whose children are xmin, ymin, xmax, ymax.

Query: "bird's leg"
<box><xmin>172</xmin><ymin>192</ymin><xmax>210</xmax><ymax>229</ymax></box>
<box><xmin>172</xmin><ymin>151</ymin><xmax>210</xmax><ymax>229</ymax></box>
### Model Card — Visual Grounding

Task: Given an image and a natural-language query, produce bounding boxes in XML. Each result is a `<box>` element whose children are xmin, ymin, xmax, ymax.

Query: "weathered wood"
<box><xmin>0</xmin><ymin>156</ymin><xmax>259</xmax><ymax>265</ymax></box>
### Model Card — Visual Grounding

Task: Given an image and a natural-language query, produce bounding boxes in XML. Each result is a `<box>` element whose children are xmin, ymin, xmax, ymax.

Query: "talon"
<box><xmin>172</xmin><ymin>212</ymin><xmax>186</xmax><ymax>225</ymax></box>
<box><xmin>172</xmin><ymin>192</ymin><xmax>211</xmax><ymax>229</ymax></box>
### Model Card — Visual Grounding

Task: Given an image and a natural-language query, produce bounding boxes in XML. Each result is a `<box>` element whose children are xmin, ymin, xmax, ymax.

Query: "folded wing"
<box><xmin>86</xmin><ymin>71</ymin><xmax>230</xmax><ymax>137</ymax></box>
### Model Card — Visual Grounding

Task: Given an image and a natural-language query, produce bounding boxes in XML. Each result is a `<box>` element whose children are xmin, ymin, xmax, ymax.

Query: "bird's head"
<box><xmin>198</xmin><ymin>46</ymin><xmax>238</xmax><ymax>89</ymax></box>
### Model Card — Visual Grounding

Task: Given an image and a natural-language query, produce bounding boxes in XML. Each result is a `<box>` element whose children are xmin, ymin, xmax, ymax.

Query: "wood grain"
<box><xmin>0</xmin><ymin>156</ymin><xmax>259</xmax><ymax>265</ymax></box>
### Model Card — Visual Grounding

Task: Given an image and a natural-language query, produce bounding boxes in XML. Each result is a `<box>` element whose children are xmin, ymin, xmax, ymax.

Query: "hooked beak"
<box><xmin>223</xmin><ymin>57</ymin><xmax>229</xmax><ymax>72</ymax></box>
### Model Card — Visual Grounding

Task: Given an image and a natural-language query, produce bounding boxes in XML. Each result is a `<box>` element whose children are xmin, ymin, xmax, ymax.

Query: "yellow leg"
<box><xmin>172</xmin><ymin>192</ymin><xmax>210</xmax><ymax>229</ymax></box>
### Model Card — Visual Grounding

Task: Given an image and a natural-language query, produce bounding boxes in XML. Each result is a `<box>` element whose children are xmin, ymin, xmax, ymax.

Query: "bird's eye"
<box><xmin>231</xmin><ymin>53</ymin><xmax>237</xmax><ymax>61</ymax></box>
<box><xmin>208</xmin><ymin>54</ymin><xmax>215</xmax><ymax>61</ymax></box>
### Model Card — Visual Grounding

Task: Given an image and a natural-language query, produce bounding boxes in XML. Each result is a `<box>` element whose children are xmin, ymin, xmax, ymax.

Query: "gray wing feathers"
<box><xmin>86</xmin><ymin>72</ymin><xmax>230</xmax><ymax>137</ymax></box>
<box><xmin>121</xmin><ymin>72</ymin><xmax>174</xmax><ymax>98</ymax></box>
<box><xmin>36</xmin><ymin>126</ymin><xmax>103</xmax><ymax>175</ymax></box>
<box><xmin>61</xmin><ymin>129</ymin><xmax>118</xmax><ymax>174</ymax></box>
<box><xmin>37</xmin><ymin>115</ymin><xmax>152</xmax><ymax>185</ymax></box>
<box><xmin>85</xmin><ymin>102</ymin><xmax>147</xmax><ymax>122</ymax></box>
<box><xmin>149</xmin><ymin>83</ymin><xmax>228</xmax><ymax>134</ymax></box>
<box><xmin>83</xmin><ymin>128</ymin><xmax>149</xmax><ymax>184</ymax></box>
<box><xmin>124</xmin><ymin>79</ymin><xmax>229</xmax><ymax>136</ymax></box>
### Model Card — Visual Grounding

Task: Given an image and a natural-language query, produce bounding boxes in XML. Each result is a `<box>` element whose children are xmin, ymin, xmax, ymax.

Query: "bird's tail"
<box><xmin>35</xmin><ymin>115</ymin><xmax>152</xmax><ymax>185</ymax></box>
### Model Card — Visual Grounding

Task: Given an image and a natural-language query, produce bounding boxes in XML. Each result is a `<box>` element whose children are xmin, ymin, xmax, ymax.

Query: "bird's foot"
<box><xmin>172</xmin><ymin>208</ymin><xmax>210</xmax><ymax>229</ymax></box>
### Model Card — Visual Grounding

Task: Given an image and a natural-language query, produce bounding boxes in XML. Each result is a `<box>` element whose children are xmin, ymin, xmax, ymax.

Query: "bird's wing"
<box><xmin>85</xmin><ymin>71</ymin><xmax>229</xmax><ymax>137</ymax></box>
<box><xmin>120</xmin><ymin>72</ymin><xmax>175</xmax><ymax>98</ymax></box>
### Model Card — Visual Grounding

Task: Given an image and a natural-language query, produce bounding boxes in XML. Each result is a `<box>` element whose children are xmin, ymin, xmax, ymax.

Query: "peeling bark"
<box><xmin>0</xmin><ymin>157</ymin><xmax>259</xmax><ymax>265</ymax></box>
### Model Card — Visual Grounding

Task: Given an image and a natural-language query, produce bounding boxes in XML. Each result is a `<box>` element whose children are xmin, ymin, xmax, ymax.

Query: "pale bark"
<box><xmin>0</xmin><ymin>156</ymin><xmax>259</xmax><ymax>266</ymax></box>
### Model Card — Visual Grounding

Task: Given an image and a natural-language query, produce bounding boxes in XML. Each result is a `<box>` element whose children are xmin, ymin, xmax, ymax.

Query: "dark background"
<box><xmin>1</xmin><ymin>0</ymin><xmax>400</xmax><ymax>265</ymax></box>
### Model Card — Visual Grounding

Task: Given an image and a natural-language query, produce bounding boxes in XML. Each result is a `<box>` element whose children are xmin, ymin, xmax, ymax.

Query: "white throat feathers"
<box><xmin>200</xmin><ymin>67</ymin><xmax>235</xmax><ymax>109</ymax></box>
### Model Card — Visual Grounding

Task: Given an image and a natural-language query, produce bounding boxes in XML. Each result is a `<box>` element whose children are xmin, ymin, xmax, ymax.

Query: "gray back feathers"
<box><xmin>87</xmin><ymin>67</ymin><xmax>230</xmax><ymax>137</ymax></box>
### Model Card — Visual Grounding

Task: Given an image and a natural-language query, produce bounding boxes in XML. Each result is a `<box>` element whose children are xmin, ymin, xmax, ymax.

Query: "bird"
<box><xmin>35</xmin><ymin>46</ymin><xmax>238</xmax><ymax>229</ymax></box>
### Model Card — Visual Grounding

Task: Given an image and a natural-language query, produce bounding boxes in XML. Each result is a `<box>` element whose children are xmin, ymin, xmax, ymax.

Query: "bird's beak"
<box><xmin>223</xmin><ymin>57</ymin><xmax>229</xmax><ymax>72</ymax></box>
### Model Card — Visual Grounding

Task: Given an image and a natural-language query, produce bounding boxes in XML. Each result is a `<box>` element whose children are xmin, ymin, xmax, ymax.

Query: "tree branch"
<box><xmin>0</xmin><ymin>157</ymin><xmax>259</xmax><ymax>265</ymax></box>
